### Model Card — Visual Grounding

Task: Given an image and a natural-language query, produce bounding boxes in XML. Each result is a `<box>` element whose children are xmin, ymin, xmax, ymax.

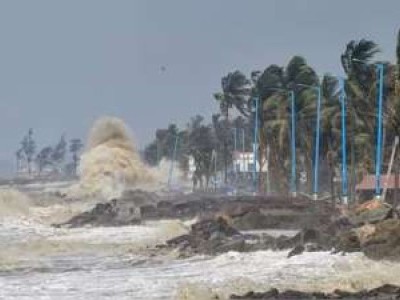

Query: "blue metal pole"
<box><xmin>290</xmin><ymin>91</ymin><xmax>297</xmax><ymax>197</ymax></box>
<box><xmin>168</xmin><ymin>135</ymin><xmax>179</xmax><ymax>188</ymax></box>
<box><xmin>242</xmin><ymin>128</ymin><xmax>245</xmax><ymax>174</ymax></box>
<box><xmin>313</xmin><ymin>87</ymin><xmax>322</xmax><ymax>200</ymax></box>
<box><xmin>375</xmin><ymin>64</ymin><xmax>384</xmax><ymax>198</ymax></box>
<box><xmin>339</xmin><ymin>77</ymin><xmax>348</xmax><ymax>204</ymax></box>
<box><xmin>233</xmin><ymin>127</ymin><xmax>237</xmax><ymax>188</ymax></box>
<box><xmin>253</xmin><ymin>97</ymin><xmax>259</xmax><ymax>193</ymax></box>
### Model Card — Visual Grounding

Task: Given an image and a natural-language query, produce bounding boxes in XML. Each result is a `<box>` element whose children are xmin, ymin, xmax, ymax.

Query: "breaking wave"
<box><xmin>0</xmin><ymin>188</ymin><xmax>32</xmax><ymax>217</ymax></box>
<box><xmin>71</xmin><ymin>116</ymin><xmax>157</xmax><ymax>200</ymax></box>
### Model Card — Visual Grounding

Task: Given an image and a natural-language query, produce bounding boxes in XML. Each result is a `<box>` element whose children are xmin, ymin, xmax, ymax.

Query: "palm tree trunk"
<box><xmin>28</xmin><ymin>158</ymin><xmax>32</xmax><ymax>175</ymax></box>
<box><xmin>327</xmin><ymin>138</ymin><xmax>336</xmax><ymax>206</ymax></box>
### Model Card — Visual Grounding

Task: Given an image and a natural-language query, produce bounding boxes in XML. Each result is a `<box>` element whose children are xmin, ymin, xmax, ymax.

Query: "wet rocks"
<box><xmin>164</xmin><ymin>216</ymin><xmax>324</xmax><ymax>257</ymax></box>
<box><xmin>333</xmin><ymin>219</ymin><xmax>400</xmax><ymax>260</ymax></box>
<box><xmin>56</xmin><ymin>189</ymin><xmax>158</xmax><ymax>227</ymax></box>
<box><xmin>230</xmin><ymin>284</ymin><xmax>400</xmax><ymax>299</ymax></box>
<box><xmin>166</xmin><ymin>217</ymin><xmax>245</xmax><ymax>256</ymax></box>
<box><xmin>352</xmin><ymin>200</ymin><xmax>395</xmax><ymax>225</ymax></box>
<box><xmin>361</xmin><ymin>219</ymin><xmax>400</xmax><ymax>260</ymax></box>
<box><xmin>58</xmin><ymin>192</ymin><xmax>336</xmax><ymax>230</ymax></box>
<box><xmin>57</xmin><ymin>199</ymin><xmax>141</xmax><ymax>227</ymax></box>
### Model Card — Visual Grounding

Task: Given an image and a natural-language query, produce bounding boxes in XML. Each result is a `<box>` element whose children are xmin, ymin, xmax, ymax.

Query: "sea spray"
<box><xmin>71</xmin><ymin>116</ymin><xmax>156</xmax><ymax>200</ymax></box>
<box><xmin>0</xmin><ymin>188</ymin><xmax>32</xmax><ymax>217</ymax></box>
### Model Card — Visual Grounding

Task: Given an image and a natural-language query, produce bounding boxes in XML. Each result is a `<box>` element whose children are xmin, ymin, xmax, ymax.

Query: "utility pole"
<box><xmin>339</xmin><ymin>77</ymin><xmax>348</xmax><ymax>205</ymax></box>
<box><xmin>289</xmin><ymin>91</ymin><xmax>297</xmax><ymax>197</ymax></box>
<box><xmin>253</xmin><ymin>96</ymin><xmax>259</xmax><ymax>194</ymax></box>
<box><xmin>375</xmin><ymin>64</ymin><xmax>385</xmax><ymax>199</ymax></box>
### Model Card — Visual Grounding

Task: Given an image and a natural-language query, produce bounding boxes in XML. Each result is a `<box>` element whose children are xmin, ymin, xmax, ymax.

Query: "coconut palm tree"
<box><xmin>214</xmin><ymin>71</ymin><xmax>251</xmax><ymax>183</ymax></box>
<box><xmin>341</xmin><ymin>39</ymin><xmax>380</xmax><ymax>200</ymax></box>
<box><xmin>254</xmin><ymin>56</ymin><xmax>319</xmax><ymax>192</ymax></box>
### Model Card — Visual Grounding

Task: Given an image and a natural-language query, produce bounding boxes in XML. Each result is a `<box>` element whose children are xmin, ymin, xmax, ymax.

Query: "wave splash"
<box><xmin>71</xmin><ymin>116</ymin><xmax>157</xmax><ymax>200</ymax></box>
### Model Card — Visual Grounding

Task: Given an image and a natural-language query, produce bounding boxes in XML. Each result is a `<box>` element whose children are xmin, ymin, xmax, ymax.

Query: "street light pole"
<box><xmin>233</xmin><ymin>127</ymin><xmax>238</xmax><ymax>187</ymax></box>
<box><xmin>339</xmin><ymin>77</ymin><xmax>348</xmax><ymax>205</ymax></box>
<box><xmin>253</xmin><ymin>96</ymin><xmax>259</xmax><ymax>193</ymax></box>
<box><xmin>289</xmin><ymin>90</ymin><xmax>297</xmax><ymax>197</ymax></box>
<box><xmin>313</xmin><ymin>86</ymin><xmax>322</xmax><ymax>201</ymax></box>
<box><xmin>352</xmin><ymin>59</ymin><xmax>385</xmax><ymax>200</ymax></box>
<box><xmin>376</xmin><ymin>63</ymin><xmax>384</xmax><ymax>199</ymax></box>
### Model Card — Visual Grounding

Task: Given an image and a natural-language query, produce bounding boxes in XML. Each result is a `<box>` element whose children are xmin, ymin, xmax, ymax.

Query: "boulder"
<box><xmin>350</xmin><ymin>200</ymin><xmax>394</xmax><ymax>226</ymax></box>
<box><xmin>287</xmin><ymin>245</ymin><xmax>305</xmax><ymax>258</ymax></box>
<box><xmin>361</xmin><ymin>219</ymin><xmax>400</xmax><ymax>260</ymax></box>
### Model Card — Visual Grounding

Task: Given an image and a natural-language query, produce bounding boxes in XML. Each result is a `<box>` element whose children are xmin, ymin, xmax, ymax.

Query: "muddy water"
<box><xmin>2</xmin><ymin>187</ymin><xmax>400</xmax><ymax>299</ymax></box>
<box><xmin>3</xmin><ymin>219</ymin><xmax>400</xmax><ymax>300</ymax></box>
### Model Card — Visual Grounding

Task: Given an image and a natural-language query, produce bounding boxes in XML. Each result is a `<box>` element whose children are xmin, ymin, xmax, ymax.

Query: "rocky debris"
<box><xmin>163</xmin><ymin>216</ymin><xmax>314</xmax><ymax>257</ymax></box>
<box><xmin>349</xmin><ymin>200</ymin><xmax>394</xmax><ymax>227</ymax></box>
<box><xmin>56</xmin><ymin>199</ymin><xmax>141</xmax><ymax>227</ymax></box>
<box><xmin>163</xmin><ymin>215</ymin><xmax>330</xmax><ymax>257</ymax></box>
<box><xmin>56</xmin><ymin>189</ymin><xmax>157</xmax><ymax>227</ymax></box>
<box><xmin>166</xmin><ymin>217</ymin><xmax>247</xmax><ymax>256</ymax></box>
<box><xmin>281</xmin><ymin>202</ymin><xmax>400</xmax><ymax>260</ymax></box>
<box><xmin>230</xmin><ymin>209</ymin><xmax>310</xmax><ymax>231</ymax></box>
<box><xmin>57</xmin><ymin>192</ymin><xmax>336</xmax><ymax>230</ymax></box>
<box><xmin>331</xmin><ymin>200</ymin><xmax>400</xmax><ymax>260</ymax></box>
<box><xmin>361</xmin><ymin>219</ymin><xmax>400</xmax><ymax>260</ymax></box>
<box><xmin>230</xmin><ymin>284</ymin><xmax>400</xmax><ymax>299</ymax></box>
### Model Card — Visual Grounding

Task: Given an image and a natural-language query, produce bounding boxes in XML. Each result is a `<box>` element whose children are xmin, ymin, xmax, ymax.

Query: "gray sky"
<box><xmin>0</xmin><ymin>0</ymin><xmax>399</xmax><ymax>175</ymax></box>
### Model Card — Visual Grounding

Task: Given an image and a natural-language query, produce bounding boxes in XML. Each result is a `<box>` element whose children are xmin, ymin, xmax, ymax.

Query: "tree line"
<box><xmin>144</xmin><ymin>29</ymin><xmax>400</xmax><ymax>197</ymax></box>
<box><xmin>16</xmin><ymin>129</ymin><xmax>84</xmax><ymax>177</ymax></box>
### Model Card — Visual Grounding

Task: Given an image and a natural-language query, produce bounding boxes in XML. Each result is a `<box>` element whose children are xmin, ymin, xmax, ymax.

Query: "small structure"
<box><xmin>232</xmin><ymin>151</ymin><xmax>264</xmax><ymax>173</ymax></box>
<box><xmin>356</xmin><ymin>174</ymin><xmax>400</xmax><ymax>202</ymax></box>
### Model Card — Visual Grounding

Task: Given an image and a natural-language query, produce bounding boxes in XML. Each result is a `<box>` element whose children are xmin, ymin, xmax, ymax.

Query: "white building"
<box><xmin>186</xmin><ymin>150</ymin><xmax>266</xmax><ymax>181</ymax></box>
<box><xmin>232</xmin><ymin>151</ymin><xmax>267</xmax><ymax>173</ymax></box>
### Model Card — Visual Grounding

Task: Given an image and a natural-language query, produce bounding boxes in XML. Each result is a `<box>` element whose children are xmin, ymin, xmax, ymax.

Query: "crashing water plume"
<box><xmin>71</xmin><ymin>116</ymin><xmax>157</xmax><ymax>200</ymax></box>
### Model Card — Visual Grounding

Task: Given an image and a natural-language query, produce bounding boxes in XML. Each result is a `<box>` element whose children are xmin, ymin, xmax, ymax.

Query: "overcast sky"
<box><xmin>0</xmin><ymin>0</ymin><xmax>399</xmax><ymax>175</ymax></box>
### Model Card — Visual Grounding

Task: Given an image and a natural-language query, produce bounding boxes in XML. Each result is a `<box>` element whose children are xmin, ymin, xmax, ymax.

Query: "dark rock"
<box><xmin>164</xmin><ymin>217</ymin><xmax>244</xmax><ymax>256</ymax></box>
<box><xmin>55</xmin><ymin>190</ymin><xmax>158</xmax><ymax>227</ymax></box>
<box><xmin>214</xmin><ymin>238</ymin><xmax>246</xmax><ymax>253</ymax></box>
<box><xmin>287</xmin><ymin>245</ymin><xmax>305</xmax><ymax>258</ymax></box>
<box><xmin>191</xmin><ymin>217</ymin><xmax>240</xmax><ymax>239</ymax></box>
<box><xmin>350</xmin><ymin>206</ymin><xmax>394</xmax><ymax>226</ymax></box>
<box><xmin>336</xmin><ymin>230</ymin><xmax>361</xmax><ymax>253</ymax></box>
<box><xmin>232</xmin><ymin>210</ymin><xmax>277</xmax><ymax>230</ymax></box>
<box><xmin>361</xmin><ymin>219</ymin><xmax>400</xmax><ymax>260</ymax></box>
<box><xmin>275</xmin><ymin>234</ymin><xmax>299</xmax><ymax>250</ymax></box>
<box><xmin>140</xmin><ymin>205</ymin><xmax>157</xmax><ymax>218</ymax></box>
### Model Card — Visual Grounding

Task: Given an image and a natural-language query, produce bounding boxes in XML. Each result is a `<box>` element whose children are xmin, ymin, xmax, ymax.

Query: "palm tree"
<box><xmin>388</xmin><ymin>30</ymin><xmax>400</xmax><ymax>136</ymax></box>
<box><xmin>15</xmin><ymin>148</ymin><xmax>24</xmax><ymax>173</ymax></box>
<box><xmin>36</xmin><ymin>146</ymin><xmax>53</xmax><ymax>175</ymax></box>
<box><xmin>320</xmin><ymin>74</ymin><xmax>340</xmax><ymax>200</ymax></box>
<box><xmin>341</xmin><ymin>39</ymin><xmax>380</xmax><ymax>200</ymax></box>
<box><xmin>256</xmin><ymin>56</ymin><xmax>319</xmax><ymax>193</ymax></box>
<box><xmin>214</xmin><ymin>71</ymin><xmax>251</xmax><ymax>183</ymax></box>
<box><xmin>21</xmin><ymin>128</ymin><xmax>36</xmax><ymax>175</ymax></box>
